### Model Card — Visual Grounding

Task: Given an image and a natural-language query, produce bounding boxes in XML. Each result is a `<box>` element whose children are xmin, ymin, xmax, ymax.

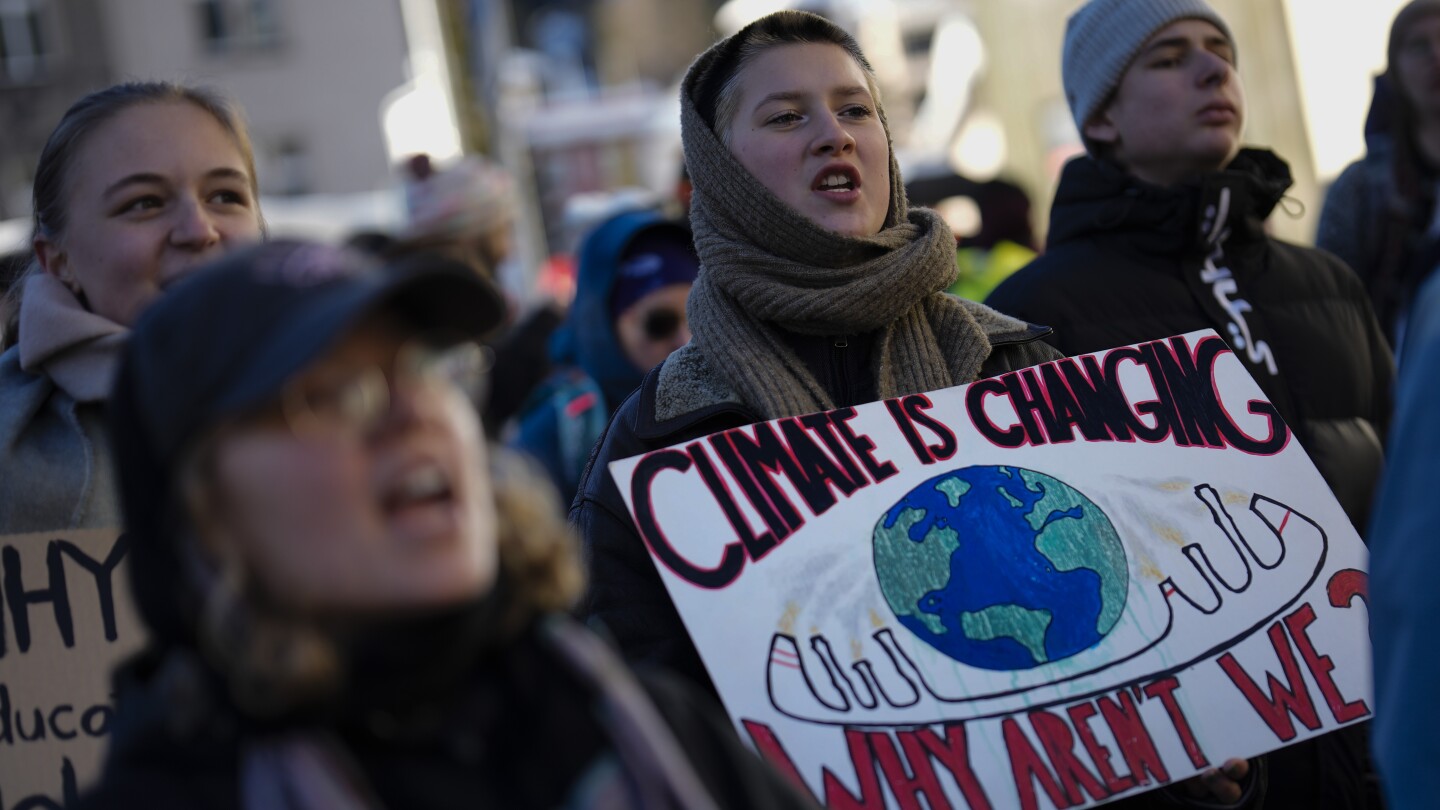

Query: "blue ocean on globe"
<box><xmin>873</xmin><ymin>466</ymin><xmax>1128</xmax><ymax>671</ymax></box>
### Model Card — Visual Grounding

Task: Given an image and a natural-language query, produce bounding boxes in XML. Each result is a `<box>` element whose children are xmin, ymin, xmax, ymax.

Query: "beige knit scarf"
<box><xmin>680</xmin><ymin>46</ymin><xmax>993</xmax><ymax>420</ymax></box>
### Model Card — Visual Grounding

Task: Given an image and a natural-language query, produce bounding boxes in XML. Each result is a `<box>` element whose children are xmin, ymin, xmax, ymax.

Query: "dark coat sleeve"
<box><xmin>639</xmin><ymin>669</ymin><xmax>822</xmax><ymax>809</ymax></box>
<box><xmin>571</xmin><ymin>387</ymin><xmax>717</xmax><ymax>695</ymax></box>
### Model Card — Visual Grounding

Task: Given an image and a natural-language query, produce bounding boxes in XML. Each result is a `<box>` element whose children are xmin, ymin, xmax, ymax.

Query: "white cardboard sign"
<box><xmin>609</xmin><ymin>330</ymin><xmax>1372</xmax><ymax>810</ymax></box>
<box><xmin>0</xmin><ymin>529</ymin><xmax>144</xmax><ymax>807</ymax></box>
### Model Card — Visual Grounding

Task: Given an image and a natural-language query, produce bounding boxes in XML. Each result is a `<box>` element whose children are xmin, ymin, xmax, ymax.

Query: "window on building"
<box><xmin>196</xmin><ymin>0</ymin><xmax>282</xmax><ymax>54</ymax></box>
<box><xmin>0</xmin><ymin>0</ymin><xmax>47</xmax><ymax>84</ymax></box>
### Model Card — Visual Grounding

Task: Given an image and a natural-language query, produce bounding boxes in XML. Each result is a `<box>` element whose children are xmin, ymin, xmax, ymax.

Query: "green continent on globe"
<box><xmin>872</xmin><ymin>466</ymin><xmax>1130</xmax><ymax>671</ymax></box>
<box><xmin>1018</xmin><ymin>469</ymin><xmax>1127</xmax><ymax>636</ymax></box>
<box><xmin>873</xmin><ymin>506</ymin><xmax>958</xmax><ymax>636</ymax></box>
<box><xmin>960</xmin><ymin>604</ymin><xmax>1054</xmax><ymax>665</ymax></box>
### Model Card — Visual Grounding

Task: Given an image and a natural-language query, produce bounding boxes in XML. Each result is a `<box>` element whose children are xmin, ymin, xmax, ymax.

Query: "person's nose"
<box><xmin>368</xmin><ymin>374</ymin><xmax>427</xmax><ymax>439</ymax></box>
<box><xmin>169</xmin><ymin>198</ymin><xmax>222</xmax><ymax>250</ymax></box>
<box><xmin>810</xmin><ymin>110</ymin><xmax>856</xmax><ymax>156</ymax></box>
<box><xmin>1196</xmin><ymin>49</ymin><xmax>1233</xmax><ymax>89</ymax></box>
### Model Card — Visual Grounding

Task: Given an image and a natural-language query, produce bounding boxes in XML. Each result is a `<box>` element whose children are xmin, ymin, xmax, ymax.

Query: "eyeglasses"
<box><xmin>642</xmin><ymin>307</ymin><xmax>684</xmax><ymax>342</ymax></box>
<box><xmin>280</xmin><ymin>339</ymin><xmax>491</xmax><ymax>437</ymax></box>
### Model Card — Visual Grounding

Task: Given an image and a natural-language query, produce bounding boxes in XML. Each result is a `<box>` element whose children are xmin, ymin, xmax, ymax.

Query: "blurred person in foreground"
<box><xmin>573</xmin><ymin>4</ymin><xmax>1063</xmax><ymax>710</ymax></box>
<box><xmin>81</xmin><ymin>240</ymin><xmax>818</xmax><ymax>810</ymax></box>
<box><xmin>1319</xmin><ymin>0</ymin><xmax>1440</xmax><ymax>349</ymax></box>
<box><xmin>985</xmin><ymin>0</ymin><xmax>1393</xmax><ymax>538</ymax></box>
<box><xmin>1369</xmin><ymin>271</ymin><xmax>1440</xmax><ymax>809</ymax></box>
<box><xmin>395</xmin><ymin>154</ymin><xmax>566</xmax><ymax>437</ymax></box>
<box><xmin>984</xmin><ymin>0</ymin><xmax>1389</xmax><ymax>806</ymax></box>
<box><xmin>512</xmin><ymin>210</ymin><xmax>698</xmax><ymax>501</ymax></box>
<box><xmin>0</xmin><ymin>81</ymin><xmax>264</xmax><ymax>534</ymax></box>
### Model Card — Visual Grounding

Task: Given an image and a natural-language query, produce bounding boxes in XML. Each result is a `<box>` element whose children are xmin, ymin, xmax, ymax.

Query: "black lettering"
<box><xmin>691</xmin><ymin>441</ymin><xmax>781</xmax><ymax>561</ymax></box>
<box><xmin>1104</xmin><ymin>348</ymin><xmax>1169</xmax><ymax>442</ymax></box>
<box><xmin>967</xmin><ymin>378</ymin><xmax>1027</xmax><ymax>448</ymax></box>
<box><xmin>47</xmin><ymin>705</ymin><xmax>76</xmax><ymax>741</ymax></box>
<box><xmin>902</xmin><ymin>395</ymin><xmax>957</xmax><ymax>460</ymax></box>
<box><xmin>711</xmin><ymin>433</ymin><xmax>799</xmax><ymax>536</ymax></box>
<box><xmin>731</xmin><ymin>423</ymin><xmax>832</xmax><ymax>521</ymax></box>
<box><xmin>799</xmin><ymin>412</ymin><xmax>868</xmax><ymax>486</ymax></box>
<box><xmin>886</xmin><ymin>398</ymin><xmax>938</xmax><ymax>461</ymax></box>
<box><xmin>1064</xmin><ymin>356</ymin><xmax>1139</xmax><ymax>442</ymax></box>
<box><xmin>16</xmin><ymin>707</ymin><xmax>43</xmax><ymax>742</ymax></box>
<box><xmin>80</xmin><ymin>704</ymin><xmax>112</xmax><ymax>738</ymax></box>
<box><xmin>1193</xmin><ymin>337</ymin><xmax>1290</xmax><ymax>454</ymax></box>
<box><xmin>781</xmin><ymin>418</ymin><xmax>858</xmax><ymax>510</ymax></box>
<box><xmin>56</xmin><ymin>536</ymin><xmax>130</xmax><ymax>643</ymax></box>
<box><xmin>1</xmin><ymin>543</ymin><xmax>74</xmax><ymax>657</ymax></box>
<box><xmin>630</xmin><ymin>448</ymin><xmax>745</xmax><ymax>589</ymax></box>
<box><xmin>830</xmin><ymin>409</ymin><xmax>898</xmax><ymax>483</ymax></box>
<box><xmin>1038</xmin><ymin>363</ymin><xmax>1087</xmax><ymax>443</ymax></box>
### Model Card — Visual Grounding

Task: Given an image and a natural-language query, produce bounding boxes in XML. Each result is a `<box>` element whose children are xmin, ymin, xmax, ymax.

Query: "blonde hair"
<box><xmin>179</xmin><ymin>441</ymin><xmax>582</xmax><ymax>717</ymax></box>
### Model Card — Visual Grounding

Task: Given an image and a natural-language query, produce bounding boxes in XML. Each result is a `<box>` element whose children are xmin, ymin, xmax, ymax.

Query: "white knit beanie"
<box><xmin>1063</xmin><ymin>0</ymin><xmax>1234</xmax><ymax>143</ymax></box>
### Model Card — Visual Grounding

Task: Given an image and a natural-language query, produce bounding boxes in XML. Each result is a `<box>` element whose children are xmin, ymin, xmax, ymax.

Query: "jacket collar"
<box><xmin>1046</xmin><ymin>148</ymin><xmax>1294</xmax><ymax>257</ymax></box>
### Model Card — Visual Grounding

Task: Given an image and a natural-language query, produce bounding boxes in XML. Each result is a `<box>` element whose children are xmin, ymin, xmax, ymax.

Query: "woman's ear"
<box><xmin>32</xmin><ymin>234</ymin><xmax>79</xmax><ymax>294</ymax></box>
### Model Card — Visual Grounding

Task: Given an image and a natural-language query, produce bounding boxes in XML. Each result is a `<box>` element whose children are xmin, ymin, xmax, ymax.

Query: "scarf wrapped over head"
<box><xmin>680</xmin><ymin>10</ymin><xmax>994</xmax><ymax>420</ymax></box>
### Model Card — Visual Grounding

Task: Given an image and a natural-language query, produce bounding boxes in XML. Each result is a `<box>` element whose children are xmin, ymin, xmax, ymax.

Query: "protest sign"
<box><xmin>609</xmin><ymin>330</ymin><xmax>1372</xmax><ymax>810</ymax></box>
<box><xmin>0</xmin><ymin>529</ymin><xmax>143</xmax><ymax>808</ymax></box>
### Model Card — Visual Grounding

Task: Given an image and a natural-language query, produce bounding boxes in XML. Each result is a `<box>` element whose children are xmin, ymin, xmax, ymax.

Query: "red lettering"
<box><xmin>1097</xmin><ymin>689</ymin><xmax>1169</xmax><ymax>786</ymax></box>
<box><xmin>909</xmin><ymin>725</ymin><xmax>993</xmax><ymax>810</ymax></box>
<box><xmin>742</xmin><ymin>719</ymin><xmax>809</xmax><ymax>792</ymax></box>
<box><xmin>1283</xmin><ymin>603</ymin><xmax>1371</xmax><ymax>724</ymax></box>
<box><xmin>1030</xmin><ymin>710</ymin><xmax>1109</xmax><ymax>805</ymax></box>
<box><xmin>741</xmin><ymin>721</ymin><xmax>886</xmax><ymax>809</ymax></box>
<box><xmin>1327</xmin><ymin>569</ymin><xmax>1368</xmax><ymax>609</ymax></box>
<box><xmin>1068</xmin><ymin>701</ymin><xmax>1137</xmax><ymax>793</ymax></box>
<box><xmin>1004</xmin><ymin>716</ymin><xmax>1070</xmax><ymax>810</ymax></box>
<box><xmin>1218</xmin><ymin>621</ymin><xmax>1323</xmax><ymax>742</ymax></box>
<box><xmin>872</xmin><ymin>731</ymin><xmax>951</xmax><ymax>810</ymax></box>
<box><xmin>1143</xmin><ymin>678</ymin><xmax>1210</xmax><ymax>769</ymax></box>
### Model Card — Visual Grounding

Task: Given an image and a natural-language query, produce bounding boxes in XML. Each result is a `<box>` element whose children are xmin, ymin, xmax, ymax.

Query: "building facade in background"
<box><xmin>0</xmin><ymin>0</ymin><xmax>411</xmax><ymax>233</ymax></box>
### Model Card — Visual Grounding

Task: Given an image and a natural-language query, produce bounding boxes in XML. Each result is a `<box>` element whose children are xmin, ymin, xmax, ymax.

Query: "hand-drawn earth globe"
<box><xmin>873</xmin><ymin>465</ymin><xmax>1128</xmax><ymax>671</ymax></box>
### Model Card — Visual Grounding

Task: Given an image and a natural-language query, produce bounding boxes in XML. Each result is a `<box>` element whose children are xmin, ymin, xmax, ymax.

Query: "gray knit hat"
<box><xmin>1063</xmin><ymin>0</ymin><xmax>1234</xmax><ymax>142</ymax></box>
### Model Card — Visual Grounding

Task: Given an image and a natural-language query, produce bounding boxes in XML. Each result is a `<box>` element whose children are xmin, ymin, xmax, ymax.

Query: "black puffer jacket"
<box><xmin>987</xmin><ymin>150</ymin><xmax>1394</xmax><ymax>534</ymax></box>
<box><xmin>571</xmin><ymin>306</ymin><xmax>1059</xmax><ymax>694</ymax></box>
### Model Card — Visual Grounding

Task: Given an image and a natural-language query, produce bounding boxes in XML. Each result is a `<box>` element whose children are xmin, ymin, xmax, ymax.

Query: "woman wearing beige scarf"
<box><xmin>572</xmin><ymin>11</ymin><xmax>1060</xmax><ymax>694</ymax></box>
<box><xmin>0</xmin><ymin>82</ymin><xmax>264</xmax><ymax>534</ymax></box>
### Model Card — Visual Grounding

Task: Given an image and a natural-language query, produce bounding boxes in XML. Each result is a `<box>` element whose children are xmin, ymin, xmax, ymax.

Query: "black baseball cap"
<box><xmin>109</xmin><ymin>239</ymin><xmax>505</xmax><ymax>647</ymax></box>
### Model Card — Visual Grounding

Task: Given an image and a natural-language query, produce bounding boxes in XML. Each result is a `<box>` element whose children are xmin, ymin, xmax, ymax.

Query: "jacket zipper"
<box><xmin>831</xmin><ymin>335</ymin><xmax>850</xmax><ymax>401</ymax></box>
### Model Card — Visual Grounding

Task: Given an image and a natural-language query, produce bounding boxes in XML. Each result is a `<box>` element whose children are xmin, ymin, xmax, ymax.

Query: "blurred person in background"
<box><xmin>512</xmin><ymin>209</ymin><xmax>698</xmax><ymax>502</ymax></box>
<box><xmin>984</xmin><ymin>0</ymin><xmax>1390</xmax><ymax>806</ymax></box>
<box><xmin>0</xmin><ymin>81</ymin><xmax>264</xmax><ymax>534</ymax></box>
<box><xmin>395</xmin><ymin>153</ymin><xmax>566</xmax><ymax>437</ymax></box>
<box><xmin>82</xmin><ymin>240</ymin><xmax>817</xmax><ymax>810</ymax></box>
<box><xmin>398</xmin><ymin>153</ymin><xmax>517</xmax><ymax>285</ymax></box>
<box><xmin>1319</xmin><ymin>0</ymin><xmax>1440</xmax><ymax>349</ymax></box>
<box><xmin>573</xmin><ymin>7</ymin><xmax>1057</xmax><ymax>705</ymax></box>
<box><xmin>948</xmin><ymin>180</ymin><xmax>1039</xmax><ymax>302</ymax></box>
<box><xmin>1368</xmin><ymin>270</ymin><xmax>1440</xmax><ymax>809</ymax></box>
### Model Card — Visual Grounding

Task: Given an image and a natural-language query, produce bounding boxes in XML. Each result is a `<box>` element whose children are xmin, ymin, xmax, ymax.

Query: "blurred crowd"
<box><xmin>2</xmin><ymin>0</ymin><xmax>1439</xmax><ymax>808</ymax></box>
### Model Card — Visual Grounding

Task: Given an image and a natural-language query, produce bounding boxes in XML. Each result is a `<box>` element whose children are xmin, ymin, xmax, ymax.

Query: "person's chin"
<box><xmin>811</xmin><ymin>210</ymin><xmax>877</xmax><ymax>238</ymax></box>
